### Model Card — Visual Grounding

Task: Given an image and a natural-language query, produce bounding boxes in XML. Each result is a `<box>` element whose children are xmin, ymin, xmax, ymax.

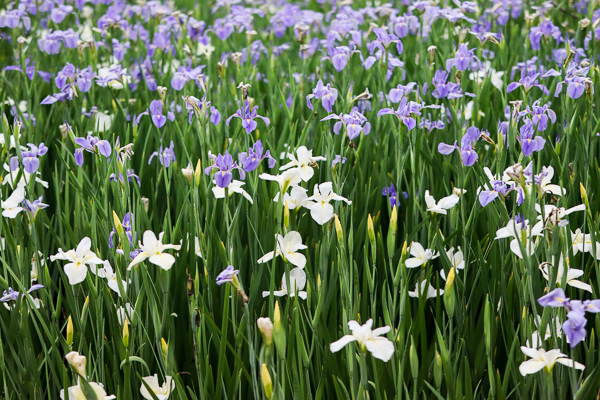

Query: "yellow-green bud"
<box><xmin>66</xmin><ymin>315</ymin><xmax>74</xmax><ymax>346</ymax></box>
<box><xmin>367</xmin><ymin>214</ymin><xmax>375</xmax><ymax>243</ymax></box>
<box><xmin>261</xmin><ymin>364</ymin><xmax>273</xmax><ymax>399</ymax></box>
<box><xmin>284</xmin><ymin>203</ymin><xmax>290</xmax><ymax>229</ymax></box>
<box><xmin>123</xmin><ymin>319</ymin><xmax>129</xmax><ymax>348</ymax></box>
<box><xmin>112</xmin><ymin>211</ymin><xmax>124</xmax><ymax>238</ymax></box>
<box><xmin>444</xmin><ymin>267</ymin><xmax>456</xmax><ymax>319</ymax></box>
<box><xmin>161</xmin><ymin>338</ymin><xmax>168</xmax><ymax>360</ymax></box>
<box><xmin>334</xmin><ymin>215</ymin><xmax>343</xmax><ymax>243</ymax></box>
<box><xmin>580</xmin><ymin>183</ymin><xmax>587</xmax><ymax>203</ymax></box>
<box><xmin>194</xmin><ymin>159</ymin><xmax>202</xmax><ymax>187</ymax></box>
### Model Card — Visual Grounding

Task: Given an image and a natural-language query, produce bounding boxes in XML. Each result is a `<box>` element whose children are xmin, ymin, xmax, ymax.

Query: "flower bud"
<box><xmin>112</xmin><ymin>211</ymin><xmax>124</xmax><ymax>238</ymax></box>
<box><xmin>261</xmin><ymin>364</ymin><xmax>273</xmax><ymax>399</ymax></box>
<box><xmin>580</xmin><ymin>183</ymin><xmax>587</xmax><ymax>203</ymax></box>
<box><xmin>194</xmin><ymin>159</ymin><xmax>202</xmax><ymax>186</ymax></box>
<box><xmin>444</xmin><ymin>267</ymin><xmax>456</xmax><ymax>319</ymax></box>
<box><xmin>367</xmin><ymin>214</ymin><xmax>375</xmax><ymax>243</ymax></box>
<box><xmin>141</xmin><ymin>197</ymin><xmax>149</xmax><ymax>213</ymax></box>
<box><xmin>65</xmin><ymin>351</ymin><xmax>86</xmax><ymax>377</ymax></box>
<box><xmin>284</xmin><ymin>203</ymin><xmax>290</xmax><ymax>229</ymax></box>
<box><xmin>257</xmin><ymin>317</ymin><xmax>273</xmax><ymax>347</ymax></box>
<box><xmin>123</xmin><ymin>319</ymin><xmax>130</xmax><ymax>348</ymax></box>
<box><xmin>182</xmin><ymin>163</ymin><xmax>194</xmax><ymax>184</ymax></box>
<box><xmin>80</xmin><ymin>296</ymin><xmax>89</xmax><ymax>325</ymax></box>
<box><xmin>434</xmin><ymin>350</ymin><xmax>443</xmax><ymax>389</ymax></box>
<box><xmin>66</xmin><ymin>315</ymin><xmax>74</xmax><ymax>346</ymax></box>
<box><xmin>334</xmin><ymin>214</ymin><xmax>343</xmax><ymax>243</ymax></box>
<box><xmin>409</xmin><ymin>336</ymin><xmax>419</xmax><ymax>381</ymax></box>
<box><xmin>273</xmin><ymin>301</ymin><xmax>281</xmax><ymax>330</ymax></box>
<box><xmin>161</xmin><ymin>338</ymin><xmax>168</xmax><ymax>360</ymax></box>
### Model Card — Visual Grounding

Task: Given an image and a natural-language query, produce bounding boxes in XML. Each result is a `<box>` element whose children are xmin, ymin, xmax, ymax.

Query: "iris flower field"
<box><xmin>1</xmin><ymin>0</ymin><xmax>600</xmax><ymax>398</ymax></box>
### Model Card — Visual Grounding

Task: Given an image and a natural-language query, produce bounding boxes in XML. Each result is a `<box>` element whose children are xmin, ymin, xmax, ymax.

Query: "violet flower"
<box><xmin>306</xmin><ymin>80</ymin><xmax>338</xmax><ymax>113</ymax></box>
<box><xmin>538</xmin><ymin>288</ymin><xmax>600</xmax><ymax>348</ymax></box>
<box><xmin>1</xmin><ymin>284</ymin><xmax>44</xmax><ymax>302</ymax></box>
<box><xmin>377</xmin><ymin>97</ymin><xmax>433</xmax><ymax>131</ymax></box>
<box><xmin>507</xmin><ymin>71</ymin><xmax>550</xmax><ymax>95</ymax></box>
<box><xmin>518</xmin><ymin>119</ymin><xmax>546</xmax><ymax>157</ymax></box>
<box><xmin>10</xmin><ymin>143</ymin><xmax>48</xmax><ymax>174</ymax></box>
<box><xmin>148</xmin><ymin>141</ymin><xmax>177</xmax><ymax>168</ymax></box>
<box><xmin>438</xmin><ymin>126</ymin><xmax>481</xmax><ymax>167</ymax></box>
<box><xmin>239</xmin><ymin>140</ymin><xmax>276</xmax><ymax>172</ymax></box>
<box><xmin>74</xmin><ymin>135</ymin><xmax>112</xmax><ymax>166</ymax></box>
<box><xmin>226</xmin><ymin>100</ymin><xmax>270</xmax><ymax>134</ymax></box>
<box><xmin>446</xmin><ymin>43</ymin><xmax>478</xmax><ymax>71</ymax></box>
<box><xmin>216</xmin><ymin>265</ymin><xmax>240</xmax><ymax>287</ymax></box>
<box><xmin>204</xmin><ymin>150</ymin><xmax>245</xmax><ymax>188</ymax></box>
<box><xmin>109</xmin><ymin>170</ymin><xmax>141</xmax><ymax>187</ymax></box>
<box><xmin>322</xmin><ymin>107</ymin><xmax>371</xmax><ymax>140</ymax></box>
<box><xmin>24</xmin><ymin>196</ymin><xmax>48</xmax><ymax>221</ymax></box>
<box><xmin>137</xmin><ymin>100</ymin><xmax>175</xmax><ymax>129</ymax></box>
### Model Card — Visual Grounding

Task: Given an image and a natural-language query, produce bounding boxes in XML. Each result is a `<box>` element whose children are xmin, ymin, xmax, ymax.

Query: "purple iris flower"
<box><xmin>239</xmin><ymin>140</ymin><xmax>276</xmax><ymax>172</ymax></box>
<box><xmin>519</xmin><ymin>100</ymin><xmax>556</xmax><ymax>131</ymax></box>
<box><xmin>529</xmin><ymin>20</ymin><xmax>562</xmax><ymax>51</ymax></box>
<box><xmin>538</xmin><ymin>288</ymin><xmax>600</xmax><ymax>348</ymax></box>
<box><xmin>24</xmin><ymin>196</ymin><xmax>49</xmax><ymax>220</ymax></box>
<box><xmin>210</xmin><ymin>106</ymin><xmax>221</xmax><ymax>125</ymax></box>
<box><xmin>372</xmin><ymin>27</ymin><xmax>403</xmax><ymax>54</ymax></box>
<box><xmin>438</xmin><ymin>126</ymin><xmax>481</xmax><ymax>167</ymax></box>
<box><xmin>148</xmin><ymin>141</ymin><xmax>177</xmax><ymax>168</ymax></box>
<box><xmin>1</xmin><ymin>284</ymin><xmax>44</xmax><ymax>302</ymax></box>
<box><xmin>322</xmin><ymin>107</ymin><xmax>371</xmax><ymax>140</ymax></box>
<box><xmin>431</xmin><ymin>70</ymin><xmax>474</xmax><ymax>99</ymax></box>
<box><xmin>332</xmin><ymin>155</ymin><xmax>348</xmax><ymax>168</ymax></box>
<box><xmin>74</xmin><ymin>135</ymin><xmax>112</xmax><ymax>166</ymax></box>
<box><xmin>378</xmin><ymin>97</ymin><xmax>429</xmax><ymax>131</ymax></box>
<box><xmin>306</xmin><ymin>80</ymin><xmax>338</xmax><ymax>113</ymax></box>
<box><xmin>10</xmin><ymin>143</ymin><xmax>48</xmax><ymax>174</ymax></box>
<box><xmin>518</xmin><ymin>119</ymin><xmax>546</xmax><ymax>156</ymax></box>
<box><xmin>137</xmin><ymin>100</ymin><xmax>174</xmax><ymax>129</ymax></box>
<box><xmin>4</xmin><ymin>58</ymin><xmax>37</xmax><ymax>80</ymax></box>
<box><xmin>171</xmin><ymin>65</ymin><xmax>206</xmax><ymax>91</ymax></box>
<box><xmin>507</xmin><ymin>71</ymin><xmax>550</xmax><ymax>95</ymax></box>
<box><xmin>109</xmin><ymin>169</ymin><xmax>141</xmax><ymax>187</ymax></box>
<box><xmin>479</xmin><ymin>180</ymin><xmax>524</xmax><ymax>207</ymax></box>
<box><xmin>446</xmin><ymin>43</ymin><xmax>478</xmax><ymax>71</ymax></box>
<box><xmin>388</xmin><ymin>83</ymin><xmax>417</xmax><ymax>103</ymax></box>
<box><xmin>390</xmin><ymin>13</ymin><xmax>419</xmax><ymax>38</ymax></box>
<box><xmin>50</xmin><ymin>5</ymin><xmax>73</xmax><ymax>24</ymax></box>
<box><xmin>565</xmin><ymin>76</ymin><xmax>587</xmax><ymax>99</ymax></box>
<box><xmin>204</xmin><ymin>150</ymin><xmax>245</xmax><ymax>188</ymax></box>
<box><xmin>382</xmin><ymin>184</ymin><xmax>400</xmax><ymax>208</ymax></box>
<box><xmin>216</xmin><ymin>265</ymin><xmax>239</xmax><ymax>286</ymax></box>
<box><xmin>109</xmin><ymin>212</ymin><xmax>137</xmax><ymax>257</ymax></box>
<box><xmin>226</xmin><ymin>101</ymin><xmax>270</xmax><ymax>134</ymax></box>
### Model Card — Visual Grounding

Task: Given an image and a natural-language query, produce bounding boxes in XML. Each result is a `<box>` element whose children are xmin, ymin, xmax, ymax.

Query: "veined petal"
<box><xmin>366</xmin><ymin>337</ymin><xmax>395</xmax><ymax>362</ymax></box>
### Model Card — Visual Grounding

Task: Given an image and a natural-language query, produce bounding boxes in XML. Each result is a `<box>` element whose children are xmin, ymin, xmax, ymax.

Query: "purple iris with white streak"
<box><xmin>226</xmin><ymin>100</ymin><xmax>270</xmax><ymax>134</ymax></box>
<box><xmin>446</xmin><ymin>43</ymin><xmax>478</xmax><ymax>71</ymax></box>
<box><xmin>74</xmin><ymin>135</ymin><xmax>112</xmax><ymax>166</ymax></box>
<box><xmin>24</xmin><ymin>196</ymin><xmax>49</xmax><ymax>221</ymax></box>
<box><xmin>438</xmin><ymin>126</ymin><xmax>481</xmax><ymax>167</ymax></box>
<box><xmin>378</xmin><ymin>97</ymin><xmax>432</xmax><ymax>131</ymax></box>
<box><xmin>518</xmin><ymin>119</ymin><xmax>546</xmax><ymax>157</ymax></box>
<box><xmin>109</xmin><ymin>169</ymin><xmax>141</xmax><ymax>187</ymax></box>
<box><xmin>382</xmin><ymin>184</ymin><xmax>408</xmax><ymax>208</ymax></box>
<box><xmin>10</xmin><ymin>143</ymin><xmax>48</xmax><ymax>174</ymax></box>
<box><xmin>171</xmin><ymin>65</ymin><xmax>206</xmax><ymax>91</ymax></box>
<box><xmin>322</xmin><ymin>107</ymin><xmax>371</xmax><ymax>140</ymax></box>
<box><xmin>538</xmin><ymin>288</ymin><xmax>600</xmax><ymax>348</ymax></box>
<box><xmin>371</xmin><ymin>27</ymin><xmax>403</xmax><ymax>54</ymax></box>
<box><xmin>478</xmin><ymin>168</ymin><xmax>525</xmax><ymax>207</ymax></box>
<box><xmin>148</xmin><ymin>141</ymin><xmax>177</xmax><ymax>168</ymax></box>
<box><xmin>519</xmin><ymin>100</ymin><xmax>556</xmax><ymax>132</ymax></box>
<box><xmin>1</xmin><ymin>284</ymin><xmax>44</xmax><ymax>302</ymax></box>
<box><xmin>239</xmin><ymin>140</ymin><xmax>276</xmax><ymax>172</ymax></box>
<box><xmin>553</xmin><ymin>64</ymin><xmax>592</xmax><ymax>99</ymax></box>
<box><xmin>205</xmin><ymin>151</ymin><xmax>245</xmax><ymax>188</ymax></box>
<box><xmin>306</xmin><ymin>80</ymin><xmax>338</xmax><ymax>113</ymax></box>
<box><xmin>137</xmin><ymin>100</ymin><xmax>175</xmax><ymax>129</ymax></box>
<box><xmin>216</xmin><ymin>265</ymin><xmax>239</xmax><ymax>286</ymax></box>
<box><xmin>431</xmin><ymin>70</ymin><xmax>474</xmax><ymax>99</ymax></box>
<box><xmin>387</xmin><ymin>82</ymin><xmax>417</xmax><ymax>103</ymax></box>
<box><xmin>506</xmin><ymin>71</ymin><xmax>550</xmax><ymax>95</ymax></box>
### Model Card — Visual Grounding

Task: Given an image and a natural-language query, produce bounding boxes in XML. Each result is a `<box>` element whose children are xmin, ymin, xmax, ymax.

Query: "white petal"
<box><xmin>257</xmin><ymin>251</ymin><xmax>276</xmax><ymax>264</ymax></box>
<box><xmin>330</xmin><ymin>335</ymin><xmax>357</xmax><ymax>353</ymax></box>
<box><xmin>149</xmin><ymin>253</ymin><xmax>176</xmax><ymax>270</ymax></box>
<box><xmin>310</xmin><ymin>202</ymin><xmax>334</xmax><ymax>225</ymax></box>
<box><xmin>366</xmin><ymin>337</ymin><xmax>395</xmax><ymax>362</ymax></box>
<box><xmin>128</xmin><ymin>252</ymin><xmax>149</xmax><ymax>270</ymax></box>
<box><xmin>519</xmin><ymin>359</ymin><xmax>546</xmax><ymax>376</ymax></box>
<box><xmin>286</xmin><ymin>252</ymin><xmax>307</xmax><ymax>269</ymax></box>
<box><xmin>405</xmin><ymin>258</ymin><xmax>425</xmax><ymax>268</ymax></box>
<box><xmin>64</xmin><ymin>263</ymin><xmax>88</xmax><ymax>285</ymax></box>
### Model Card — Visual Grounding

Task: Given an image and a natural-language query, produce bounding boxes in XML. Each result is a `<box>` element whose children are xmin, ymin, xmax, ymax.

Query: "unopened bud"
<box><xmin>141</xmin><ymin>197</ymin><xmax>149</xmax><ymax>212</ymax></box>
<box><xmin>66</xmin><ymin>315</ymin><xmax>74</xmax><ymax>346</ymax></box>
<box><xmin>261</xmin><ymin>364</ymin><xmax>273</xmax><ymax>399</ymax></box>
<box><xmin>444</xmin><ymin>267</ymin><xmax>456</xmax><ymax>319</ymax></box>
<box><xmin>161</xmin><ymin>338</ymin><xmax>168</xmax><ymax>360</ymax></box>
<box><xmin>157</xmin><ymin>86</ymin><xmax>167</xmax><ymax>102</ymax></box>
<box><xmin>434</xmin><ymin>350</ymin><xmax>443</xmax><ymax>389</ymax></box>
<box><xmin>123</xmin><ymin>320</ymin><xmax>130</xmax><ymax>348</ymax></box>
<box><xmin>367</xmin><ymin>214</ymin><xmax>375</xmax><ymax>243</ymax></box>
<box><xmin>580</xmin><ymin>183</ymin><xmax>587</xmax><ymax>202</ymax></box>
<box><xmin>284</xmin><ymin>203</ymin><xmax>290</xmax><ymax>229</ymax></box>
<box><xmin>273</xmin><ymin>301</ymin><xmax>281</xmax><ymax>329</ymax></box>
<box><xmin>65</xmin><ymin>351</ymin><xmax>87</xmax><ymax>377</ymax></box>
<box><xmin>428</xmin><ymin>45</ymin><xmax>437</xmax><ymax>64</ymax></box>
<box><xmin>112</xmin><ymin>211</ymin><xmax>124</xmax><ymax>238</ymax></box>
<box><xmin>334</xmin><ymin>215</ymin><xmax>343</xmax><ymax>243</ymax></box>
<box><xmin>194</xmin><ymin>159</ymin><xmax>202</xmax><ymax>186</ymax></box>
<box><xmin>257</xmin><ymin>317</ymin><xmax>273</xmax><ymax>347</ymax></box>
<box><xmin>409</xmin><ymin>336</ymin><xmax>419</xmax><ymax>380</ymax></box>
<box><xmin>182</xmin><ymin>163</ymin><xmax>194</xmax><ymax>184</ymax></box>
